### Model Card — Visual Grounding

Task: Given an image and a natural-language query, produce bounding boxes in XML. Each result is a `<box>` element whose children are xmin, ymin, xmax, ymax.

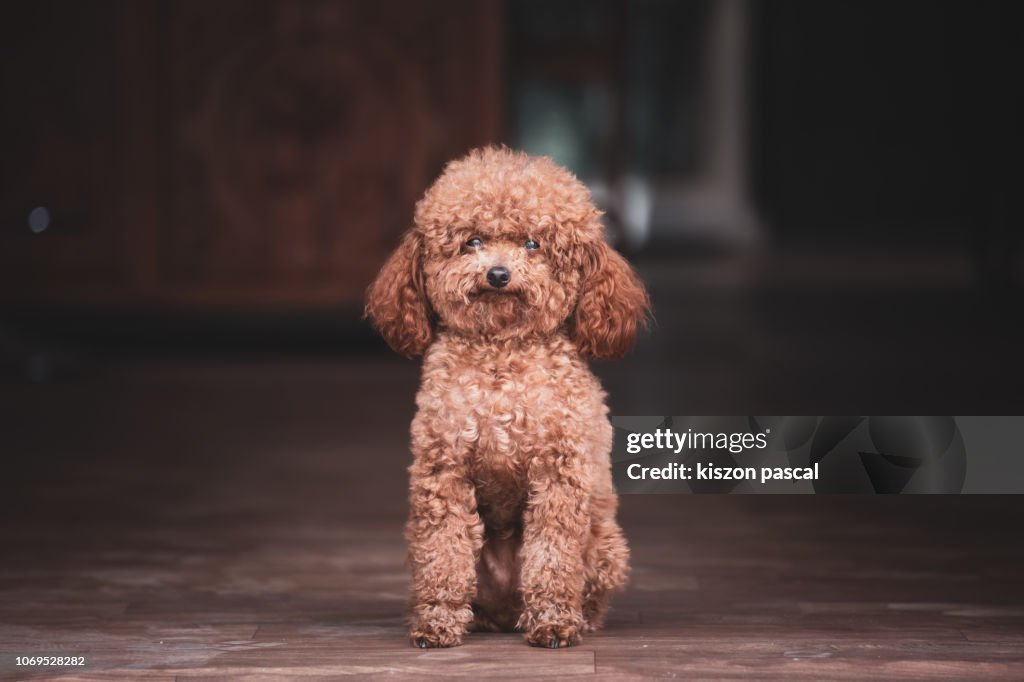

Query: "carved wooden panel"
<box><xmin>161</xmin><ymin>0</ymin><xmax>500</xmax><ymax>303</ymax></box>
<box><xmin>0</xmin><ymin>0</ymin><xmax>500</xmax><ymax>306</ymax></box>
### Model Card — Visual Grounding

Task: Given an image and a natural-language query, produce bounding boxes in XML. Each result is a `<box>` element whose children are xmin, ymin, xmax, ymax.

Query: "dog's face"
<box><xmin>366</xmin><ymin>147</ymin><xmax>649</xmax><ymax>358</ymax></box>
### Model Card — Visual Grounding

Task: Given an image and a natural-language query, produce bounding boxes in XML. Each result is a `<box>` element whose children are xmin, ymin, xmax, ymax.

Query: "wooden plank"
<box><xmin>2</xmin><ymin>361</ymin><xmax>1024</xmax><ymax>679</ymax></box>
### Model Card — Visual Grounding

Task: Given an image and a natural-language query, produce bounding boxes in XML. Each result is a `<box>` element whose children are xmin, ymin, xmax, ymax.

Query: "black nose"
<box><xmin>486</xmin><ymin>266</ymin><xmax>510</xmax><ymax>288</ymax></box>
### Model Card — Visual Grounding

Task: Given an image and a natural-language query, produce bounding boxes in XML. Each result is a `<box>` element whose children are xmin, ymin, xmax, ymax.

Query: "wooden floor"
<box><xmin>2</xmin><ymin>359</ymin><xmax>1023</xmax><ymax>680</ymax></box>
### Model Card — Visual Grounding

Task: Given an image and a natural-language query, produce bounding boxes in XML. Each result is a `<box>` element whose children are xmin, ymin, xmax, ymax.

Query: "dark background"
<box><xmin>1</xmin><ymin>2</ymin><xmax>1023</xmax><ymax>676</ymax></box>
<box><xmin>1</xmin><ymin>0</ymin><xmax>1021</xmax><ymax>413</ymax></box>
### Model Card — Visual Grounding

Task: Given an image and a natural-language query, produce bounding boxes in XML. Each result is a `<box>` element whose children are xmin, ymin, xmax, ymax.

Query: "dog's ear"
<box><xmin>570</xmin><ymin>238</ymin><xmax>651</xmax><ymax>359</ymax></box>
<box><xmin>364</xmin><ymin>230</ymin><xmax>433</xmax><ymax>357</ymax></box>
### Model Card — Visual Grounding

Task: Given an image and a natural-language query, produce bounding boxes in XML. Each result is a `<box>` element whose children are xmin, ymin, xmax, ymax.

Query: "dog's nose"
<box><xmin>486</xmin><ymin>266</ymin><xmax>510</xmax><ymax>288</ymax></box>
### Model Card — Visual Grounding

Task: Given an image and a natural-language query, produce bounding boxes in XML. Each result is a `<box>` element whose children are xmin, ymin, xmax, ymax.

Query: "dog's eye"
<box><xmin>466</xmin><ymin>237</ymin><xmax>483</xmax><ymax>248</ymax></box>
<box><xmin>524</xmin><ymin>239</ymin><xmax>540</xmax><ymax>250</ymax></box>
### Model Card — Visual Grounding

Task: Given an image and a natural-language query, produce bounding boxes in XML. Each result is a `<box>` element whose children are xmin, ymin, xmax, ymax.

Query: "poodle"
<box><xmin>365</xmin><ymin>147</ymin><xmax>650</xmax><ymax>649</ymax></box>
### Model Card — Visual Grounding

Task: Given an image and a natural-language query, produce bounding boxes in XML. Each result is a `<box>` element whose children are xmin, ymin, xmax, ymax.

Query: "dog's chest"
<box><xmin>420</xmin><ymin>339</ymin><xmax>587</xmax><ymax>471</ymax></box>
<box><xmin>462</xmin><ymin>352</ymin><xmax>563</xmax><ymax>518</ymax></box>
<box><xmin>458</xmin><ymin>354</ymin><xmax>561</xmax><ymax>464</ymax></box>
<box><xmin>417</xmin><ymin>336</ymin><xmax>604</xmax><ymax>528</ymax></box>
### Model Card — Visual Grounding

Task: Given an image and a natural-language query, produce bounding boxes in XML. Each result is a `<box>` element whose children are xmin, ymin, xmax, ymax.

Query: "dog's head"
<box><xmin>365</xmin><ymin>147</ymin><xmax>650</xmax><ymax>358</ymax></box>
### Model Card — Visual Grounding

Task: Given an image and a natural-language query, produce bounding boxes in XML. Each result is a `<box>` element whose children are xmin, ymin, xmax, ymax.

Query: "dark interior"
<box><xmin>1</xmin><ymin>1</ymin><xmax>1022</xmax><ymax>678</ymax></box>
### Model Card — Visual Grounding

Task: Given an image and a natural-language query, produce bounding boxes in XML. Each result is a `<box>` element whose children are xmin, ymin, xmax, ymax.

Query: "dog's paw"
<box><xmin>525</xmin><ymin>623</ymin><xmax>581</xmax><ymax>649</ymax></box>
<box><xmin>410</xmin><ymin>624</ymin><xmax>464</xmax><ymax>649</ymax></box>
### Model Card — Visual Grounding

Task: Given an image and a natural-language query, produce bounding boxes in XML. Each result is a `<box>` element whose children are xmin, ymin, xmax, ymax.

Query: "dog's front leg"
<box><xmin>518</xmin><ymin>452</ymin><xmax>590</xmax><ymax>648</ymax></box>
<box><xmin>405</xmin><ymin>450</ymin><xmax>483</xmax><ymax>648</ymax></box>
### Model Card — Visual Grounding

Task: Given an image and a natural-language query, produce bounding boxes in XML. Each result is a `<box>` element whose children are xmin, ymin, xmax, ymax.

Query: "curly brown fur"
<box><xmin>366</xmin><ymin>147</ymin><xmax>650</xmax><ymax>649</ymax></box>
